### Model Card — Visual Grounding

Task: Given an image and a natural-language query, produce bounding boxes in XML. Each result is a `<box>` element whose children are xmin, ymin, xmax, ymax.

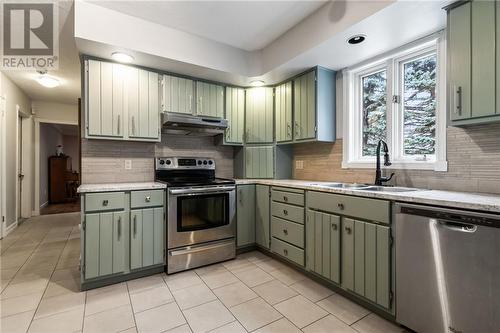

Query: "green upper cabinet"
<box><xmin>85</xmin><ymin>59</ymin><xmax>160</xmax><ymax>142</ymax></box>
<box><xmin>244</xmin><ymin>146</ymin><xmax>274</xmax><ymax>179</ymax></box>
<box><xmin>447</xmin><ymin>1</ymin><xmax>500</xmax><ymax>125</ymax></box>
<box><xmin>275</xmin><ymin>81</ymin><xmax>293</xmax><ymax>143</ymax></box>
<box><xmin>245</xmin><ymin>87</ymin><xmax>274</xmax><ymax>144</ymax></box>
<box><xmin>225</xmin><ymin>87</ymin><xmax>245</xmax><ymax>145</ymax></box>
<box><xmin>196</xmin><ymin>81</ymin><xmax>224</xmax><ymax>118</ymax></box>
<box><xmin>127</xmin><ymin>68</ymin><xmax>160</xmax><ymax>140</ymax></box>
<box><xmin>162</xmin><ymin>75</ymin><xmax>195</xmax><ymax>115</ymax></box>
<box><xmin>293</xmin><ymin>67</ymin><xmax>335</xmax><ymax>142</ymax></box>
<box><xmin>236</xmin><ymin>185</ymin><xmax>256</xmax><ymax>247</ymax></box>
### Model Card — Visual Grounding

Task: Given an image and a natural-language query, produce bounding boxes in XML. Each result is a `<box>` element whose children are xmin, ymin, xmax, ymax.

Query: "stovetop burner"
<box><xmin>154</xmin><ymin>157</ymin><xmax>235</xmax><ymax>187</ymax></box>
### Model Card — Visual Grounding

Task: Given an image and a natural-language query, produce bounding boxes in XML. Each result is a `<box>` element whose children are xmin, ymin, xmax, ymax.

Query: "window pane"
<box><xmin>362</xmin><ymin>70</ymin><xmax>387</xmax><ymax>156</ymax></box>
<box><xmin>403</xmin><ymin>54</ymin><xmax>436</xmax><ymax>156</ymax></box>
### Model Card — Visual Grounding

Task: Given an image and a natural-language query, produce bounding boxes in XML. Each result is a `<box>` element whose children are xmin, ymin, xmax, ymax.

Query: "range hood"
<box><xmin>161</xmin><ymin>113</ymin><xmax>228</xmax><ymax>136</ymax></box>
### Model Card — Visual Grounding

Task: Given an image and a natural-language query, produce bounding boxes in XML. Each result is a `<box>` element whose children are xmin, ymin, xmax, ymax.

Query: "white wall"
<box><xmin>39</xmin><ymin>124</ymin><xmax>64</xmax><ymax>207</ymax></box>
<box><xmin>32</xmin><ymin>100</ymin><xmax>79</xmax><ymax>123</ymax></box>
<box><xmin>0</xmin><ymin>72</ymin><xmax>32</xmax><ymax>228</ymax></box>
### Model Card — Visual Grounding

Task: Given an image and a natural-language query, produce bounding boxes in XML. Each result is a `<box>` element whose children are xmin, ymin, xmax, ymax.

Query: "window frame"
<box><xmin>342</xmin><ymin>32</ymin><xmax>447</xmax><ymax>171</ymax></box>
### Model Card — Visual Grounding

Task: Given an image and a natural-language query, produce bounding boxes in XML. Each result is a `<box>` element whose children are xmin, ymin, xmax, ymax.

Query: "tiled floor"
<box><xmin>0</xmin><ymin>213</ymin><xmax>407</xmax><ymax>333</ymax></box>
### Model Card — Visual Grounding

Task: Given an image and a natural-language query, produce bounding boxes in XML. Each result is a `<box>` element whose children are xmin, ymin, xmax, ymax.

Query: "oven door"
<box><xmin>167</xmin><ymin>185</ymin><xmax>236</xmax><ymax>249</ymax></box>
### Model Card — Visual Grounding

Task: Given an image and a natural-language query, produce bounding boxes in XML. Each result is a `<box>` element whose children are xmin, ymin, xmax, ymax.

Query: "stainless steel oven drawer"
<box><xmin>167</xmin><ymin>239</ymin><xmax>236</xmax><ymax>274</ymax></box>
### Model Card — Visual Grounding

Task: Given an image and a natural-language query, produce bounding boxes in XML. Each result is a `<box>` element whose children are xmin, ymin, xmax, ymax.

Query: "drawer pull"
<box><xmin>283</xmin><ymin>196</ymin><xmax>288</xmax><ymax>202</ymax></box>
<box><xmin>337</xmin><ymin>203</ymin><xmax>345</xmax><ymax>210</ymax></box>
<box><xmin>345</xmin><ymin>226</ymin><xmax>352</xmax><ymax>234</ymax></box>
<box><xmin>133</xmin><ymin>215</ymin><xmax>137</xmax><ymax>236</ymax></box>
<box><xmin>331</xmin><ymin>223</ymin><xmax>337</xmax><ymax>231</ymax></box>
<box><xmin>145</xmin><ymin>196</ymin><xmax>151</xmax><ymax>202</ymax></box>
<box><xmin>283</xmin><ymin>249</ymin><xmax>288</xmax><ymax>256</ymax></box>
<box><xmin>117</xmin><ymin>216</ymin><xmax>122</xmax><ymax>239</ymax></box>
<box><xmin>102</xmin><ymin>200</ymin><xmax>109</xmax><ymax>206</ymax></box>
<box><xmin>283</xmin><ymin>209</ymin><xmax>288</xmax><ymax>215</ymax></box>
<box><xmin>283</xmin><ymin>229</ymin><xmax>288</xmax><ymax>235</ymax></box>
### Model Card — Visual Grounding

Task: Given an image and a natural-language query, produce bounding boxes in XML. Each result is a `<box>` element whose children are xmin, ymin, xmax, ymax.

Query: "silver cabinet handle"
<box><xmin>238</xmin><ymin>189</ymin><xmax>242</xmax><ymax>203</ymax></box>
<box><xmin>117</xmin><ymin>115</ymin><xmax>121</xmax><ymax>135</ymax></box>
<box><xmin>454</xmin><ymin>85</ymin><xmax>462</xmax><ymax>115</ymax></box>
<box><xmin>283</xmin><ymin>229</ymin><xmax>288</xmax><ymax>235</ymax></box>
<box><xmin>102</xmin><ymin>200</ymin><xmax>109</xmax><ymax>206</ymax></box>
<box><xmin>145</xmin><ymin>196</ymin><xmax>151</xmax><ymax>202</ymax></box>
<box><xmin>287</xmin><ymin>123</ymin><xmax>292</xmax><ymax>139</ymax></box>
<box><xmin>226</xmin><ymin>126</ymin><xmax>230</xmax><ymax>140</ymax></box>
<box><xmin>331</xmin><ymin>223</ymin><xmax>338</xmax><ymax>231</ymax></box>
<box><xmin>189</xmin><ymin>95</ymin><xmax>192</xmax><ymax>112</ymax></box>
<box><xmin>345</xmin><ymin>226</ymin><xmax>352</xmax><ymax>234</ymax></box>
<box><xmin>133</xmin><ymin>215</ymin><xmax>137</xmax><ymax>236</ymax></box>
<box><xmin>283</xmin><ymin>196</ymin><xmax>288</xmax><ymax>202</ymax></box>
<box><xmin>131</xmin><ymin>116</ymin><xmax>135</xmax><ymax>136</ymax></box>
<box><xmin>283</xmin><ymin>209</ymin><xmax>288</xmax><ymax>216</ymax></box>
<box><xmin>337</xmin><ymin>203</ymin><xmax>345</xmax><ymax>210</ymax></box>
<box><xmin>283</xmin><ymin>249</ymin><xmax>288</xmax><ymax>256</ymax></box>
<box><xmin>295</xmin><ymin>122</ymin><xmax>300</xmax><ymax>137</ymax></box>
<box><xmin>117</xmin><ymin>216</ymin><xmax>121</xmax><ymax>239</ymax></box>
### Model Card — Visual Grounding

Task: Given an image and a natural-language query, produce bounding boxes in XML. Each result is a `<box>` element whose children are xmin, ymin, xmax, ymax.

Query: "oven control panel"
<box><xmin>156</xmin><ymin>157</ymin><xmax>215</xmax><ymax>170</ymax></box>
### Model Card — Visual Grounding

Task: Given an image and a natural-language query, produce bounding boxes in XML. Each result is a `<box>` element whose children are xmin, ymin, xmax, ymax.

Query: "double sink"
<box><xmin>311</xmin><ymin>182</ymin><xmax>421</xmax><ymax>193</ymax></box>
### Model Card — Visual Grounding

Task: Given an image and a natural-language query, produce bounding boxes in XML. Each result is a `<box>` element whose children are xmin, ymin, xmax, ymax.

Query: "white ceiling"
<box><xmin>47</xmin><ymin>123</ymin><xmax>79</xmax><ymax>136</ymax></box>
<box><xmin>91</xmin><ymin>1</ymin><xmax>327</xmax><ymax>51</ymax></box>
<box><xmin>2</xmin><ymin>1</ymin><xmax>81</xmax><ymax>105</ymax></box>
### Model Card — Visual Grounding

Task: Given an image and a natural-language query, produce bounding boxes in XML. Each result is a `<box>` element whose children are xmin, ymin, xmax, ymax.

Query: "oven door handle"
<box><xmin>169</xmin><ymin>186</ymin><xmax>235</xmax><ymax>195</ymax></box>
<box><xmin>169</xmin><ymin>242</ymin><xmax>232</xmax><ymax>256</ymax></box>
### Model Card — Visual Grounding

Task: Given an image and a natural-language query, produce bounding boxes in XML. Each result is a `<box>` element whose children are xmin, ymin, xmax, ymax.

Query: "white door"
<box><xmin>0</xmin><ymin>96</ymin><xmax>5</xmax><ymax>238</ymax></box>
<box><xmin>17</xmin><ymin>115</ymin><xmax>23</xmax><ymax>221</ymax></box>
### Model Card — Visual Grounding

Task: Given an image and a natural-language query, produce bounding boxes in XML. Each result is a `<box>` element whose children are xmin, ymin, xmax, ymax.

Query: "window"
<box><xmin>343</xmin><ymin>33</ymin><xmax>447</xmax><ymax>171</ymax></box>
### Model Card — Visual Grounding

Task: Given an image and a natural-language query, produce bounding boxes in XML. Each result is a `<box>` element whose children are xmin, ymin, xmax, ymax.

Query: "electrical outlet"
<box><xmin>295</xmin><ymin>160</ymin><xmax>304</xmax><ymax>170</ymax></box>
<box><xmin>124</xmin><ymin>160</ymin><xmax>132</xmax><ymax>170</ymax></box>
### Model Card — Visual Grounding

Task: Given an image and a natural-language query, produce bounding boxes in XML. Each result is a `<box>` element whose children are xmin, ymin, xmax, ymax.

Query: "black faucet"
<box><xmin>375</xmin><ymin>139</ymin><xmax>395</xmax><ymax>186</ymax></box>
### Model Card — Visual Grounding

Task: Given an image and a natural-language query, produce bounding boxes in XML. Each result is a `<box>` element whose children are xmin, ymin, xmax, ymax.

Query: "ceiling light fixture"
<box><xmin>249</xmin><ymin>80</ymin><xmax>265</xmax><ymax>87</ymax></box>
<box><xmin>111</xmin><ymin>52</ymin><xmax>134</xmax><ymax>63</ymax></box>
<box><xmin>35</xmin><ymin>70</ymin><xmax>60</xmax><ymax>88</ymax></box>
<box><xmin>347</xmin><ymin>34</ymin><xmax>366</xmax><ymax>45</ymax></box>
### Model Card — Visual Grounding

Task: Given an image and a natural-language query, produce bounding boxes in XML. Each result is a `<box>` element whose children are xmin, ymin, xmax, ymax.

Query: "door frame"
<box><xmin>15</xmin><ymin>105</ymin><xmax>31</xmax><ymax>224</ymax></box>
<box><xmin>0</xmin><ymin>95</ymin><xmax>6</xmax><ymax>238</ymax></box>
<box><xmin>34</xmin><ymin>118</ymin><xmax>78</xmax><ymax>216</ymax></box>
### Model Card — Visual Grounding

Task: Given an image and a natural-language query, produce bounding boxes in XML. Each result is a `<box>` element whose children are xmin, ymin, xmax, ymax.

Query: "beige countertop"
<box><xmin>236</xmin><ymin>179</ymin><xmax>500</xmax><ymax>214</ymax></box>
<box><xmin>78</xmin><ymin>182</ymin><xmax>167</xmax><ymax>193</ymax></box>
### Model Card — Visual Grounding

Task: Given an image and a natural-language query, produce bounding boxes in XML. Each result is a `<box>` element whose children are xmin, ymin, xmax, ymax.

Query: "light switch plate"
<box><xmin>124</xmin><ymin>160</ymin><xmax>132</xmax><ymax>170</ymax></box>
<box><xmin>295</xmin><ymin>160</ymin><xmax>304</xmax><ymax>170</ymax></box>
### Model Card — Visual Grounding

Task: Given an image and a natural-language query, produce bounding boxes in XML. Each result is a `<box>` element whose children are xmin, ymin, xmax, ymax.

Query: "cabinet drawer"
<box><xmin>271</xmin><ymin>202</ymin><xmax>304</xmax><ymax>224</ymax></box>
<box><xmin>85</xmin><ymin>192</ymin><xmax>125</xmax><ymax>212</ymax></box>
<box><xmin>271</xmin><ymin>189</ymin><xmax>304</xmax><ymax>206</ymax></box>
<box><xmin>271</xmin><ymin>237</ymin><xmax>304</xmax><ymax>267</ymax></box>
<box><xmin>131</xmin><ymin>190</ymin><xmax>164</xmax><ymax>208</ymax></box>
<box><xmin>307</xmin><ymin>191</ymin><xmax>390</xmax><ymax>224</ymax></box>
<box><xmin>271</xmin><ymin>217</ymin><xmax>304</xmax><ymax>248</ymax></box>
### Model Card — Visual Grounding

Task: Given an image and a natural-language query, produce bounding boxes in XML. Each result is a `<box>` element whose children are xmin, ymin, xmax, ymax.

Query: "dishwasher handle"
<box><xmin>438</xmin><ymin>220</ymin><xmax>477</xmax><ymax>233</ymax></box>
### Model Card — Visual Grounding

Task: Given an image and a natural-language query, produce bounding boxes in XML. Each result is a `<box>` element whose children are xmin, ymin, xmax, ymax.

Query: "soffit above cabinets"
<box><xmin>75</xmin><ymin>0</ymin><xmax>447</xmax><ymax>87</ymax></box>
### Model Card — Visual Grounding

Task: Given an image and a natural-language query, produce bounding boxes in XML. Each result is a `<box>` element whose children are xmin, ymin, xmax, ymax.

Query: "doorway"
<box><xmin>37</xmin><ymin>122</ymin><xmax>80</xmax><ymax>215</ymax></box>
<box><xmin>0</xmin><ymin>96</ymin><xmax>5</xmax><ymax>238</ymax></box>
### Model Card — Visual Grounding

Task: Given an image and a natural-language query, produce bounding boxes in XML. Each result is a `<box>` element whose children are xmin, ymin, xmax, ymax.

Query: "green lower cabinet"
<box><xmin>255</xmin><ymin>185</ymin><xmax>270</xmax><ymax>249</ymax></box>
<box><xmin>130</xmin><ymin>208</ymin><xmax>164</xmax><ymax>270</ymax></box>
<box><xmin>342</xmin><ymin>218</ymin><xmax>391</xmax><ymax>309</ymax></box>
<box><xmin>236</xmin><ymin>185</ymin><xmax>256</xmax><ymax>247</ymax></box>
<box><xmin>306</xmin><ymin>210</ymin><xmax>340</xmax><ymax>283</ymax></box>
<box><xmin>84</xmin><ymin>211</ymin><xmax>127</xmax><ymax>280</ymax></box>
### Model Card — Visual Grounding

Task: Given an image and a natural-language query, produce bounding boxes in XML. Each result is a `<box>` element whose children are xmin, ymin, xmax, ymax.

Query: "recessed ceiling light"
<box><xmin>249</xmin><ymin>80</ymin><xmax>265</xmax><ymax>87</ymax></box>
<box><xmin>347</xmin><ymin>34</ymin><xmax>366</xmax><ymax>45</ymax></box>
<box><xmin>111</xmin><ymin>52</ymin><xmax>134</xmax><ymax>63</ymax></box>
<box><xmin>35</xmin><ymin>72</ymin><xmax>60</xmax><ymax>88</ymax></box>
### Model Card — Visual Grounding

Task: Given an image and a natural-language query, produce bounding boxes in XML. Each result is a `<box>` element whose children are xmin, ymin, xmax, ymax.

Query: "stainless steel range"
<box><xmin>155</xmin><ymin>157</ymin><xmax>236</xmax><ymax>274</ymax></box>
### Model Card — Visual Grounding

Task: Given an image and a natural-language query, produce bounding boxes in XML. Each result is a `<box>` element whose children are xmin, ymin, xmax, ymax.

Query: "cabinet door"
<box><xmin>84</xmin><ymin>211</ymin><xmax>126</xmax><ymax>279</ymax></box>
<box><xmin>341</xmin><ymin>218</ymin><xmax>355</xmax><ymax>291</ymax></box>
<box><xmin>128</xmin><ymin>69</ymin><xmax>160</xmax><ymax>140</ymax></box>
<box><xmin>471</xmin><ymin>0</ymin><xmax>495</xmax><ymax>119</ymax></box>
<box><xmin>225</xmin><ymin>87</ymin><xmax>245</xmax><ymax>144</ymax></box>
<box><xmin>449</xmin><ymin>2</ymin><xmax>471</xmax><ymax>121</ymax></box>
<box><xmin>236</xmin><ymin>185</ymin><xmax>256</xmax><ymax>247</ymax></box>
<box><xmin>87</xmin><ymin>60</ymin><xmax>124</xmax><ymax>138</ymax></box>
<box><xmin>275</xmin><ymin>82</ymin><xmax>293</xmax><ymax>142</ymax></box>
<box><xmin>130</xmin><ymin>207</ymin><xmax>164</xmax><ymax>269</ymax></box>
<box><xmin>306</xmin><ymin>210</ymin><xmax>340</xmax><ymax>283</ymax></box>
<box><xmin>245</xmin><ymin>87</ymin><xmax>274</xmax><ymax>143</ymax></box>
<box><xmin>255</xmin><ymin>185</ymin><xmax>270</xmax><ymax>249</ymax></box>
<box><xmin>163</xmin><ymin>75</ymin><xmax>194</xmax><ymax>115</ymax></box>
<box><xmin>130</xmin><ymin>209</ymin><xmax>143</xmax><ymax>270</ymax></box>
<box><xmin>196</xmin><ymin>82</ymin><xmax>224</xmax><ymax>118</ymax></box>
<box><xmin>293</xmin><ymin>71</ymin><xmax>316</xmax><ymax>140</ymax></box>
<box><xmin>244</xmin><ymin>146</ymin><xmax>274</xmax><ymax>179</ymax></box>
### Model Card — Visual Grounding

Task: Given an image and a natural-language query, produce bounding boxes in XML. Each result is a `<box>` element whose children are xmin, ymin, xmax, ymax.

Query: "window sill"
<box><xmin>342</xmin><ymin>160</ymin><xmax>448</xmax><ymax>172</ymax></box>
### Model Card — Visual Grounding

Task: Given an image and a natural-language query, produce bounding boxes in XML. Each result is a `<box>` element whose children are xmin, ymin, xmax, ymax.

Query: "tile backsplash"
<box><xmin>81</xmin><ymin>135</ymin><xmax>234</xmax><ymax>184</ymax></box>
<box><xmin>293</xmin><ymin>123</ymin><xmax>500</xmax><ymax>194</ymax></box>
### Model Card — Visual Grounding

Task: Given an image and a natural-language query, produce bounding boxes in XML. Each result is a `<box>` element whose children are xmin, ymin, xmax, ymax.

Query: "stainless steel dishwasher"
<box><xmin>395</xmin><ymin>203</ymin><xmax>500</xmax><ymax>333</ymax></box>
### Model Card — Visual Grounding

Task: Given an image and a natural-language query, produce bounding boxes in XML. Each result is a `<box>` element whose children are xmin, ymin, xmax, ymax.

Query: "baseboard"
<box><xmin>4</xmin><ymin>221</ymin><xmax>18</xmax><ymax>237</ymax></box>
